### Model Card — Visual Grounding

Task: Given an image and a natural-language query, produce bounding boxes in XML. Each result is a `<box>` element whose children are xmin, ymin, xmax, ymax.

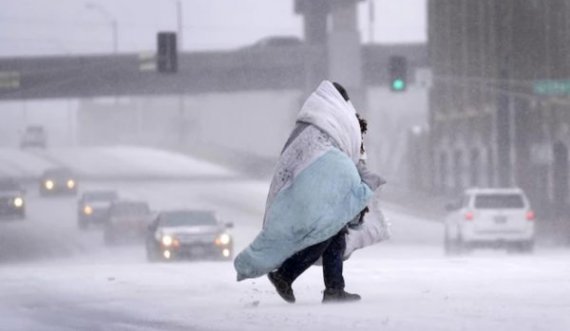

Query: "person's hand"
<box><xmin>359</xmin><ymin>206</ymin><xmax>369</xmax><ymax>222</ymax></box>
<box><xmin>348</xmin><ymin>206</ymin><xmax>369</xmax><ymax>229</ymax></box>
<box><xmin>357</xmin><ymin>161</ymin><xmax>386</xmax><ymax>191</ymax></box>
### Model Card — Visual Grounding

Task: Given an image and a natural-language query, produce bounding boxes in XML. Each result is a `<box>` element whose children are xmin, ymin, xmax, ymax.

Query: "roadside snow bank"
<box><xmin>0</xmin><ymin>146</ymin><xmax>237</xmax><ymax>180</ymax></box>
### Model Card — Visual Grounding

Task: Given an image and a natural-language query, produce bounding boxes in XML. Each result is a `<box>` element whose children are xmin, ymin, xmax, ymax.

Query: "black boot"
<box><xmin>322</xmin><ymin>288</ymin><xmax>361</xmax><ymax>303</ymax></box>
<box><xmin>268</xmin><ymin>271</ymin><xmax>295</xmax><ymax>303</ymax></box>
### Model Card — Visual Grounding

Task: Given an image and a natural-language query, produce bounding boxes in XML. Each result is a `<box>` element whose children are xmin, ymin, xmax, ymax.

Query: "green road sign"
<box><xmin>534</xmin><ymin>80</ymin><xmax>570</xmax><ymax>96</ymax></box>
<box><xmin>0</xmin><ymin>71</ymin><xmax>20</xmax><ymax>90</ymax></box>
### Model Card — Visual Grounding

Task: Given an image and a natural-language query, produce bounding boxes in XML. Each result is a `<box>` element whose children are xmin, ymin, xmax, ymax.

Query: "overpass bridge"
<box><xmin>0</xmin><ymin>0</ymin><xmax>429</xmax><ymax>191</ymax></box>
<box><xmin>0</xmin><ymin>44</ymin><xmax>427</xmax><ymax>101</ymax></box>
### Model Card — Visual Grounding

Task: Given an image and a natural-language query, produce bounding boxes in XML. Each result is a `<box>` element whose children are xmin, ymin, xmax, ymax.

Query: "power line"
<box><xmin>432</xmin><ymin>74</ymin><xmax>570</xmax><ymax>112</ymax></box>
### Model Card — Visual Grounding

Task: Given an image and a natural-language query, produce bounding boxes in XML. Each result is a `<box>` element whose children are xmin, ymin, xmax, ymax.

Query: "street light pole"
<box><xmin>368</xmin><ymin>0</ymin><xmax>375</xmax><ymax>43</ymax></box>
<box><xmin>112</xmin><ymin>19</ymin><xmax>118</xmax><ymax>54</ymax></box>
<box><xmin>176</xmin><ymin>0</ymin><xmax>183</xmax><ymax>50</ymax></box>
<box><xmin>85</xmin><ymin>3</ymin><xmax>118</xmax><ymax>53</ymax></box>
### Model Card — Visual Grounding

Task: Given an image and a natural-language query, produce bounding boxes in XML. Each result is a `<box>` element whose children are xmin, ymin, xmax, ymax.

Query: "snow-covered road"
<box><xmin>1</xmin><ymin>175</ymin><xmax>570</xmax><ymax>330</ymax></box>
<box><xmin>0</xmin><ymin>146</ymin><xmax>236</xmax><ymax>180</ymax></box>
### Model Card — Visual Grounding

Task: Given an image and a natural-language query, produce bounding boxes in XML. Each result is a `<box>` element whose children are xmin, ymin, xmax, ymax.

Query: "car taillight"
<box><xmin>465</xmin><ymin>211</ymin><xmax>474</xmax><ymax>221</ymax></box>
<box><xmin>526</xmin><ymin>211</ymin><xmax>535</xmax><ymax>221</ymax></box>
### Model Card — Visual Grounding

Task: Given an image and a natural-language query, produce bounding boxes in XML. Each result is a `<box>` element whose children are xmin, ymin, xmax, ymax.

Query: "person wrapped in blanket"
<box><xmin>234</xmin><ymin>81</ymin><xmax>385</xmax><ymax>303</ymax></box>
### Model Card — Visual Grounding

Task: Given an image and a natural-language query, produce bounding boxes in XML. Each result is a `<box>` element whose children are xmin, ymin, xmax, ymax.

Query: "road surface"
<box><xmin>0</xmin><ymin>147</ymin><xmax>569</xmax><ymax>331</ymax></box>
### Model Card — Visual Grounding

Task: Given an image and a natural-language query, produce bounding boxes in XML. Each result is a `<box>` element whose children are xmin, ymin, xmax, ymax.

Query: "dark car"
<box><xmin>0</xmin><ymin>178</ymin><xmax>26</xmax><ymax>220</ymax></box>
<box><xmin>145</xmin><ymin>210</ymin><xmax>233</xmax><ymax>262</ymax></box>
<box><xmin>20</xmin><ymin>125</ymin><xmax>47</xmax><ymax>149</ymax></box>
<box><xmin>77</xmin><ymin>190</ymin><xmax>119</xmax><ymax>230</ymax></box>
<box><xmin>104</xmin><ymin>200</ymin><xmax>152</xmax><ymax>245</ymax></box>
<box><xmin>39</xmin><ymin>167</ymin><xmax>77</xmax><ymax>196</ymax></box>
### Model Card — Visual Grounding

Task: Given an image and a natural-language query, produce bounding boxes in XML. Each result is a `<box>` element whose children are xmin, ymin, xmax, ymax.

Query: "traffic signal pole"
<box><xmin>496</xmin><ymin>68</ymin><xmax>514</xmax><ymax>187</ymax></box>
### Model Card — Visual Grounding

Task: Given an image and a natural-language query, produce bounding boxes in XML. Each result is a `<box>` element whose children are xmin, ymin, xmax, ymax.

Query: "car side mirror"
<box><xmin>225</xmin><ymin>222</ymin><xmax>234</xmax><ymax>229</ymax></box>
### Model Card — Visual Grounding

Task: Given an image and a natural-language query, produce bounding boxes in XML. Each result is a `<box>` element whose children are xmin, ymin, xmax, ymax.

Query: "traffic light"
<box><xmin>157</xmin><ymin>32</ymin><xmax>177</xmax><ymax>73</ymax></box>
<box><xmin>389</xmin><ymin>55</ymin><xmax>407</xmax><ymax>92</ymax></box>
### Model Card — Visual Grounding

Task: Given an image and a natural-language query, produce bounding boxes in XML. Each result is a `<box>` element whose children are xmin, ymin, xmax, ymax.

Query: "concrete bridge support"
<box><xmin>295</xmin><ymin>0</ymin><xmax>366</xmax><ymax>113</ymax></box>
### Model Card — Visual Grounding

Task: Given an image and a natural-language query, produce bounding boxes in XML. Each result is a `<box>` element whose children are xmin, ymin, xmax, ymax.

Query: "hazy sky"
<box><xmin>0</xmin><ymin>0</ymin><xmax>426</xmax><ymax>57</ymax></box>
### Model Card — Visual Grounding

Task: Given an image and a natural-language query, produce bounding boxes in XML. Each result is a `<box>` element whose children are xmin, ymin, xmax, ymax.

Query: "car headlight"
<box><xmin>161</xmin><ymin>235</ymin><xmax>173</xmax><ymax>246</ymax></box>
<box><xmin>13</xmin><ymin>197</ymin><xmax>24</xmax><ymax>208</ymax></box>
<box><xmin>83</xmin><ymin>205</ymin><xmax>93</xmax><ymax>215</ymax></box>
<box><xmin>67</xmin><ymin>179</ymin><xmax>75</xmax><ymax>189</ymax></box>
<box><xmin>222</xmin><ymin>248</ymin><xmax>231</xmax><ymax>258</ymax></box>
<box><xmin>217</xmin><ymin>233</ymin><xmax>231</xmax><ymax>245</ymax></box>
<box><xmin>45</xmin><ymin>180</ymin><xmax>54</xmax><ymax>190</ymax></box>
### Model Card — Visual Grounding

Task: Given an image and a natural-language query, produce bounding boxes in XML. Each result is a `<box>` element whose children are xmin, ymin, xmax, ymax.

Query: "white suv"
<box><xmin>444</xmin><ymin>188</ymin><xmax>535</xmax><ymax>254</ymax></box>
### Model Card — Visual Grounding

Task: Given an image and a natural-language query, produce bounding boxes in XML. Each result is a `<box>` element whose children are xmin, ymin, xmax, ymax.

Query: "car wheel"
<box><xmin>146</xmin><ymin>247</ymin><xmax>159</xmax><ymax>262</ymax></box>
<box><xmin>454</xmin><ymin>238</ymin><xmax>468</xmax><ymax>256</ymax></box>
<box><xmin>444</xmin><ymin>228</ymin><xmax>460</xmax><ymax>256</ymax></box>
<box><xmin>219</xmin><ymin>252</ymin><xmax>233</xmax><ymax>261</ymax></box>
<box><xmin>444</xmin><ymin>232</ymin><xmax>453</xmax><ymax>255</ymax></box>
<box><xmin>511</xmin><ymin>241</ymin><xmax>534</xmax><ymax>254</ymax></box>
<box><xmin>455</xmin><ymin>238</ymin><xmax>464</xmax><ymax>255</ymax></box>
<box><xmin>522</xmin><ymin>241</ymin><xmax>534</xmax><ymax>254</ymax></box>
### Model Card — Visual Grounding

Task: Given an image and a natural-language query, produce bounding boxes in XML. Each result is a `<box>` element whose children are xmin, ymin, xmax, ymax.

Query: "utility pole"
<box><xmin>112</xmin><ymin>19</ymin><xmax>118</xmax><ymax>53</ymax></box>
<box><xmin>496</xmin><ymin>4</ymin><xmax>514</xmax><ymax>188</ymax></box>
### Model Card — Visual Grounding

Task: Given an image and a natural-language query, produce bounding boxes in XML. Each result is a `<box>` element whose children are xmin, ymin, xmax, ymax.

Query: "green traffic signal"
<box><xmin>392</xmin><ymin>79</ymin><xmax>406</xmax><ymax>91</ymax></box>
<box><xmin>389</xmin><ymin>55</ymin><xmax>407</xmax><ymax>92</ymax></box>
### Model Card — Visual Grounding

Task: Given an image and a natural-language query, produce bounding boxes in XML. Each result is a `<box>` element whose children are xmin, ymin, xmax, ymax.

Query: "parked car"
<box><xmin>39</xmin><ymin>167</ymin><xmax>77</xmax><ymax>196</ymax></box>
<box><xmin>0</xmin><ymin>178</ymin><xmax>26</xmax><ymax>220</ymax></box>
<box><xmin>444</xmin><ymin>188</ymin><xmax>535</xmax><ymax>254</ymax></box>
<box><xmin>242</xmin><ymin>36</ymin><xmax>304</xmax><ymax>52</ymax></box>
<box><xmin>104</xmin><ymin>200</ymin><xmax>152</xmax><ymax>245</ymax></box>
<box><xmin>250</xmin><ymin>36</ymin><xmax>303</xmax><ymax>48</ymax></box>
<box><xmin>146</xmin><ymin>210</ymin><xmax>233</xmax><ymax>262</ymax></box>
<box><xmin>20</xmin><ymin>125</ymin><xmax>47</xmax><ymax>149</ymax></box>
<box><xmin>77</xmin><ymin>190</ymin><xmax>119</xmax><ymax>230</ymax></box>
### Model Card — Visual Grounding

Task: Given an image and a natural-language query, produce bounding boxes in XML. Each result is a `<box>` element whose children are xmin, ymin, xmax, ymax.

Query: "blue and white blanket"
<box><xmin>234</xmin><ymin>81</ymin><xmax>382</xmax><ymax>281</ymax></box>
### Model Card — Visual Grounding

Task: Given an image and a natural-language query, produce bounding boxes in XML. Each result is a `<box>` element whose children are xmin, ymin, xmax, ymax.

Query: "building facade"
<box><xmin>428</xmin><ymin>0</ymin><xmax>570</xmax><ymax>233</ymax></box>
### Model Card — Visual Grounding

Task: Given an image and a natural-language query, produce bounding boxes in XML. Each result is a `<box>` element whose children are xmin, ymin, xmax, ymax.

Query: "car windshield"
<box><xmin>112</xmin><ymin>203</ymin><xmax>149</xmax><ymax>216</ymax></box>
<box><xmin>44</xmin><ymin>169</ymin><xmax>73</xmax><ymax>178</ymax></box>
<box><xmin>24</xmin><ymin>126</ymin><xmax>44</xmax><ymax>135</ymax></box>
<box><xmin>27</xmin><ymin>126</ymin><xmax>43</xmax><ymax>133</ymax></box>
<box><xmin>474</xmin><ymin>194</ymin><xmax>525</xmax><ymax>209</ymax></box>
<box><xmin>84</xmin><ymin>191</ymin><xmax>118</xmax><ymax>202</ymax></box>
<box><xmin>0</xmin><ymin>179</ymin><xmax>20</xmax><ymax>191</ymax></box>
<box><xmin>25</xmin><ymin>131</ymin><xmax>43</xmax><ymax>138</ymax></box>
<box><xmin>160</xmin><ymin>211</ymin><xmax>217</xmax><ymax>227</ymax></box>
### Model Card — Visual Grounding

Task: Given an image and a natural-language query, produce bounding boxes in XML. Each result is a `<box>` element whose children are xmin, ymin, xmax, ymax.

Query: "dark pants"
<box><xmin>277</xmin><ymin>228</ymin><xmax>347</xmax><ymax>290</ymax></box>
